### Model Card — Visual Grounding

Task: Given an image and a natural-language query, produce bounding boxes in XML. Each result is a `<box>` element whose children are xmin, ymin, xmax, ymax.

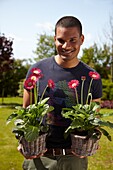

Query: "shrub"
<box><xmin>102</xmin><ymin>79</ymin><xmax>113</xmax><ymax>100</ymax></box>
<box><xmin>101</xmin><ymin>100</ymin><xmax>113</xmax><ymax>109</ymax></box>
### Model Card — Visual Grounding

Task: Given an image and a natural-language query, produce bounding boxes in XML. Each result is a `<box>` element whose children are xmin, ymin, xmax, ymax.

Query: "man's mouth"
<box><xmin>62</xmin><ymin>49</ymin><xmax>75</xmax><ymax>54</ymax></box>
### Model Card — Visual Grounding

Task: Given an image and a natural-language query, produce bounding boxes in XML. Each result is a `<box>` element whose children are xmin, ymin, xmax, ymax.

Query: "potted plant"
<box><xmin>62</xmin><ymin>72</ymin><xmax>113</xmax><ymax>157</ymax></box>
<box><xmin>6</xmin><ymin>68</ymin><xmax>54</xmax><ymax>158</ymax></box>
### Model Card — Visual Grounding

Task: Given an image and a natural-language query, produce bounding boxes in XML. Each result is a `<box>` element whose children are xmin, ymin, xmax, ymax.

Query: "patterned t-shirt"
<box><xmin>25</xmin><ymin>56</ymin><xmax>102</xmax><ymax>148</ymax></box>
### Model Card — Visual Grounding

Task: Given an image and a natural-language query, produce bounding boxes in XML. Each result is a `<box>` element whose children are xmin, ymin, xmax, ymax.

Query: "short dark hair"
<box><xmin>55</xmin><ymin>16</ymin><xmax>82</xmax><ymax>36</ymax></box>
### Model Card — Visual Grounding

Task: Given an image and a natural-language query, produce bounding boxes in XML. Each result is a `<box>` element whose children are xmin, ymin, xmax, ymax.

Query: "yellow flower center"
<box><xmin>31</xmin><ymin>76</ymin><xmax>37</xmax><ymax>81</ymax></box>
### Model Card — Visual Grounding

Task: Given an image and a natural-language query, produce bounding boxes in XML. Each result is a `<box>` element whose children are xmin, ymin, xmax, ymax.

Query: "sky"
<box><xmin>0</xmin><ymin>0</ymin><xmax>113</xmax><ymax>60</ymax></box>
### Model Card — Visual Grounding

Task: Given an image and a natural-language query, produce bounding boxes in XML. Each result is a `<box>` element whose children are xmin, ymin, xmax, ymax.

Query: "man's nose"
<box><xmin>62</xmin><ymin>41</ymin><xmax>70</xmax><ymax>49</ymax></box>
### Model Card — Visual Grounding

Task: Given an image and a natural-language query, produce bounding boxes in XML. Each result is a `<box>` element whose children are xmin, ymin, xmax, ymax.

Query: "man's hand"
<box><xmin>71</xmin><ymin>151</ymin><xmax>87</xmax><ymax>158</ymax></box>
<box><xmin>17</xmin><ymin>144</ymin><xmax>47</xmax><ymax>159</ymax></box>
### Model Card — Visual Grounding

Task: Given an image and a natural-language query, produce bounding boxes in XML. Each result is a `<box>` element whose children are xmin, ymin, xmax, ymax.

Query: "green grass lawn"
<box><xmin>0</xmin><ymin>97</ymin><xmax>24</xmax><ymax>170</ymax></box>
<box><xmin>0</xmin><ymin>97</ymin><xmax>113</xmax><ymax>170</ymax></box>
<box><xmin>88</xmin><ymin>109</ymin><xmax>113</xmax><ymax>170</ymax></box>
<box><xmin>0</xmin><ymin>97</ymin><xmax>23</xmax><ymax>106</ymax></box>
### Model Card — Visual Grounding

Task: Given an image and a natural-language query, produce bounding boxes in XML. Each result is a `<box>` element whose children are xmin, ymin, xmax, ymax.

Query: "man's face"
<box><xmin>54</xmin><ymin>26</ymin><xmax>84</xmax><ymax>61</ymax></box>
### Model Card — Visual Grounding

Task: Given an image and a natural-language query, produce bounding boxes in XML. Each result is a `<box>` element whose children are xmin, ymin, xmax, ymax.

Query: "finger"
<box><xmin>17</xmin><ymin>146</ymin><xmax>47</xmax><ymax>159</ymax></box>
<box><xmin>71</xmin><ymin>151</ymin><xmax>87</xmax><ymax>158</ymax></box>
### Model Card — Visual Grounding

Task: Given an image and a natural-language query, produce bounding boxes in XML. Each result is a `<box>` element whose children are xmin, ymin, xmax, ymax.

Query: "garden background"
<box><xmin>0</xmin><ymin>14</ymin><xmax>113</xmax><ymax>169</ymax></box>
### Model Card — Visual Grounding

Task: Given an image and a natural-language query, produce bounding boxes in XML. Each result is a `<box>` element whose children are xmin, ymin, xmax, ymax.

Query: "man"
<box><xmin>22</xmin><ymin>16</ymin><xmax>102</xmax><ymax>170</ymax></box>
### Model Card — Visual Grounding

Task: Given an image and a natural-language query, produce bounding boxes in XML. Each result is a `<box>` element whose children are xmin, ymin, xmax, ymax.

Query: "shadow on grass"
<box><xmin>0</xmin><ymin>103</ymin><xmax>22</xmax><ymax>109</ymax></box>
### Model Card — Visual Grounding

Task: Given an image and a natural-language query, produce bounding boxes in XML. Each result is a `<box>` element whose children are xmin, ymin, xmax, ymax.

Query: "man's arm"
<box><xmin>92</xmin><ymin>98</ymin><xmax>101</xmax><ymax>103</ymax></box>
<box><xmin>23</xmin><ymin>89</ymin><xmax>31</xmax><ymax>108</ymax></box>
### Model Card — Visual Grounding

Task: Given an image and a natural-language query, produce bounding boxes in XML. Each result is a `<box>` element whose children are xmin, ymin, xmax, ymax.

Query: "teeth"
<box><xmin>62</xmin><ymin>49</ymin><xmax>74</xmax><ymax>54</ymax></box>
<box><xmin>62</xmin><ymin>50</ymin><xmax>71</xmax><ymax>54</ymax></box>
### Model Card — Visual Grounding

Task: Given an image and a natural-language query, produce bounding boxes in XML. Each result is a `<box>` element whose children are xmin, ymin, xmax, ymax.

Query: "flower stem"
<box><xmin>37</xmin><ymin>81</ymin><xmax>39</xmax><ymax>101</ymax></box>
<box><xmin>75</xmin><ymin>89</ymin><xmax>79</xmax><ymax>104</ymax></box>
<box><xmin>40</xmin><ymin>85</ymin><xmax>48</xmax><ymax>102</ymax></box>
<box><xmin>34</xmin><ymin>84</ymin><xmax>37</xmax><ymax>104</ymax></box>
<box><xmin>86</xmin><ymin>78</ymin><xmax>93</xmax><ymax>104</ymax></box>
<box><xmin>81</xmin><ymin>80</ymin><xmax>85</xmax><ymax>105</ymax></box>
<box><xmin>30</xmin><ymin>90</ymin><xmax>32</xmax><ymax>104</ymax></box>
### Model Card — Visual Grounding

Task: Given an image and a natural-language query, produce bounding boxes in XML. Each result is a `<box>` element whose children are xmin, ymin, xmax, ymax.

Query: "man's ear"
<box><xmin>80</xmin><ymin>34</ymin><xmax>84</xmax><ymax>45</ymax></box>
<box><xmin>54</xmin><ymin>36</ymin><xmax>56</xmax><ymax>41</ymax></box>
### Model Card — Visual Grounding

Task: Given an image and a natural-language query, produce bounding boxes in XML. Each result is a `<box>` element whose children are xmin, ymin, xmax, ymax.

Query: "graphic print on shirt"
<box><xmin>47</xmin><ymin>80</ymin><xmax>79</xmax><ymax>126</ymax></box>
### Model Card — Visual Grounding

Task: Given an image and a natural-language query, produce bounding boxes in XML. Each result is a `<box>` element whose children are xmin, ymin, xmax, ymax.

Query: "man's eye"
<box><xmin>70</xmin><ymin>39</ymin><xmax>76</xmax><ymax>43</ymax></box>
<box><xmin>57</xmin><ymin>38</ymin><xmax>65</xmax><ymax>44</ymax></box>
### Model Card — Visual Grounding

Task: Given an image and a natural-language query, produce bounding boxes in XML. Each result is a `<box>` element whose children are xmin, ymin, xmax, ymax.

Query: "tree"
<box><xmin>81</xmin><ymin>43</ymin><xmax>111</xmax><ymax>79</ymax></box>
<box><xmin>3</xmin><ymin>59</ymin><xmax>30</xmax><ymax>97</ymax></box>
<box><xmin>34</xmin><ymin>33</ymin><xmax>56</xmax><ymax>61</ymax></box>
<box><xmin>0</xmin><ymin>54</ymin><xmax>31</xmax><ymax>97</ymax></box>
<box><xmin>0</xmin><ymin>34</ymin><xmax>14</xmax><ymax>102</ymax></box>
<box><xmin>109</xmin><ymin>16</ymin><xmax>113</xmax><ymax>82</ymax></box>
<box><xmin>0</xmin><ymin>34</ymin><xmax>14</xmax><ymax>72</ymax></box>
<box><xmin>104</xmin><ymin>16</ymin><xmax>113</xmax><ymax>82</ymax></box>
<box><xmin>10</xmin><ymin>59</ymin><xmax>29</xmax><ymax>96</ymax></box>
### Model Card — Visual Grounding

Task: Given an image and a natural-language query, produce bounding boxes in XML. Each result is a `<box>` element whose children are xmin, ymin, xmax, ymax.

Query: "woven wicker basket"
<box><xmin>71</xmin><ymin>130</ymin><xmax>101</xmax><ymax>156</ymax></box>
<box><xmin>18</xmin><ymin>133</ymin><xmax>47</xmax><ymax>158</ymax></box>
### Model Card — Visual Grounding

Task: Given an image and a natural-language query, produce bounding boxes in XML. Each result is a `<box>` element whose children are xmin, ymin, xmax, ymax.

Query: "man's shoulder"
<box><xmin>80</xmin><ymin>61</ymin><xmax>96</xmax><ymax>72</ymax></box>
<box><xmin>32</xmin><ymin>57</ymin><xmax>54</xmax><ymax>68</ymax></box>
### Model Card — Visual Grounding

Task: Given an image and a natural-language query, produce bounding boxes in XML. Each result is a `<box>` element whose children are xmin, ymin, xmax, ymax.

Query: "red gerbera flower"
<box><xmin>89</xmin><ymin>71</ymin><xmax>100</xmax><ymax>80</ymax></box>
<box><xmin>48</xmin><ymin>79</ymin><xmax>55</xmax><ymax>89</ymax></box>
<box><xmin>31</xmin><ymin>68</ymin><xmax>43</xmax><ymax>79</ymax></box>
<box><xmin>24</xmin><ymin>77</ymin><xmax>36</xmax><ymax>90</ymax></box>
<box><xmin>24</xmin><ymin>74</ymin><xmax>39</xmax><ymax>90</ymax></box>
<box><xmin>31</xmin><ymin>68</ymin><xmax>41</xmax><ymax>75</ymax></box>
<box><xmin>68</xmin><ymin>80</ymin><xmax>79</xmax><ymax>89</ymax></box>
<box><xmin>30</xmin><ymin>75</ymin><xmax>39</xmax><ymax>82</ymax></box>
<box><xmin>81</xmin><ymin>76</ymin><xmax>86</xmax><ymax>81</ymax></box>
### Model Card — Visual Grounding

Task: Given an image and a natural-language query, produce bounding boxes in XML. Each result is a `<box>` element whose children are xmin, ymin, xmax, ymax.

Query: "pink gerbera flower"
<box><xmin>68</xmin><ymin>80</ymin><xmax>79</xmax><ymax>104</ymax></box>
<box><xmin>68</xmin><ymin>80</ymin><xmax>79</xmax><ymax>89</ymax></box>
<box><xmin>89</xmin><ymin>71</ymin><xmax>100</xmax><ymax>80</ymax></box>
<box><xmin>48</xmin><ymin>79</ymin><xmax>55</xmax><ymax>89</ymax></box>
<box><xmin>85</xmin><ymin>71</ymin><xmax>100</xmax><ymax>104</ymax></box>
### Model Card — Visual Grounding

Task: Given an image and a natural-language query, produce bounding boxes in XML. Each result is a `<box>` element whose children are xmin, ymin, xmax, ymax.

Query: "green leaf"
<box><xmin>98</xmin><ymin>120</ymin><xmax>113</xmax><ymax>128</ymax></box>
<box><xmin>102</xmin><ymin>113</ymin><xmax>113</xmax><ymax>117</ymax></box>
<box><xmin>12</xmin><ymin>128</ymin><xmax>24</xmax><ymax>134</ymax></box>
<box><xmin>47</xmin><ymin>106</ymin><xmax>54</xmax><ymax>112</ymax></box>
<box><xmin>38</xmin><ymin>97</ymin><xmax>49</xmax><ymax>106</ymax></box>
<box><xmin>82</xmin><ymin>104</ymin><xmax>90</xmax><ymax>110</ymax></box>
<box><xmin>25</xmin><ymin>126</ymin><xmax>40</xmax><ymax>141</ymax></box>
<box><xmin>62</xmin><ymin>110</ymin><xmax>75</xmax><ymax>120</ymax></box>
<box><xmin>77</xmin><ymin>113</ymin><xmax>86</xmax><ymax>119</ymax></box>
<box><xmin>99</xmin><ymin>127</ymin><xmax>112</xmax><ymax>141</ymax></box>
<box><xmin>62</xmin><ymin>107</ymin><xmax>73</xmax><ymax>111</ymax></box>
<box><xmin>90</xmin><ymin>118</ymin><xmax>100</xmax><ymax>126</ymax></box>
<box><xmin>92</xmin><ymin>104</ymin><xmax>100</xmax><ymax>111</ymax></box>
<box><xmin>14</xmin><ymin>119</ymin><xmax>24</xmax><ymax>126</ymax></box>
<box><xmin>6</xmin><ymin>113</ymin><xmax>18</xmax><ymax>124</ymax></box>
<box><xmin>14</xmin><ymin>106</ymin><xmax>22</xmax><ymax>110</ymax></box>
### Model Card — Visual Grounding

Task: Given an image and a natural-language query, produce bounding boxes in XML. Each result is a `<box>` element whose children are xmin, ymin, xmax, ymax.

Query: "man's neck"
<box><xmin>54</xmin><ymin>55</ymin><xmax>80</xmax><ymax>68</ymax></box>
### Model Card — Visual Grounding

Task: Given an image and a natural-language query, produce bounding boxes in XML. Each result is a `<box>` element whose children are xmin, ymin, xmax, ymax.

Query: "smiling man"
<box><xmin>22</xmin><ymin>16</ymin><xmax>102</xmax><ymax>170</ymax></box>
<box><xmin>54</xmin><ymin>20</ymin><xmax>84</xmax><ymax>68</ymax></box>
